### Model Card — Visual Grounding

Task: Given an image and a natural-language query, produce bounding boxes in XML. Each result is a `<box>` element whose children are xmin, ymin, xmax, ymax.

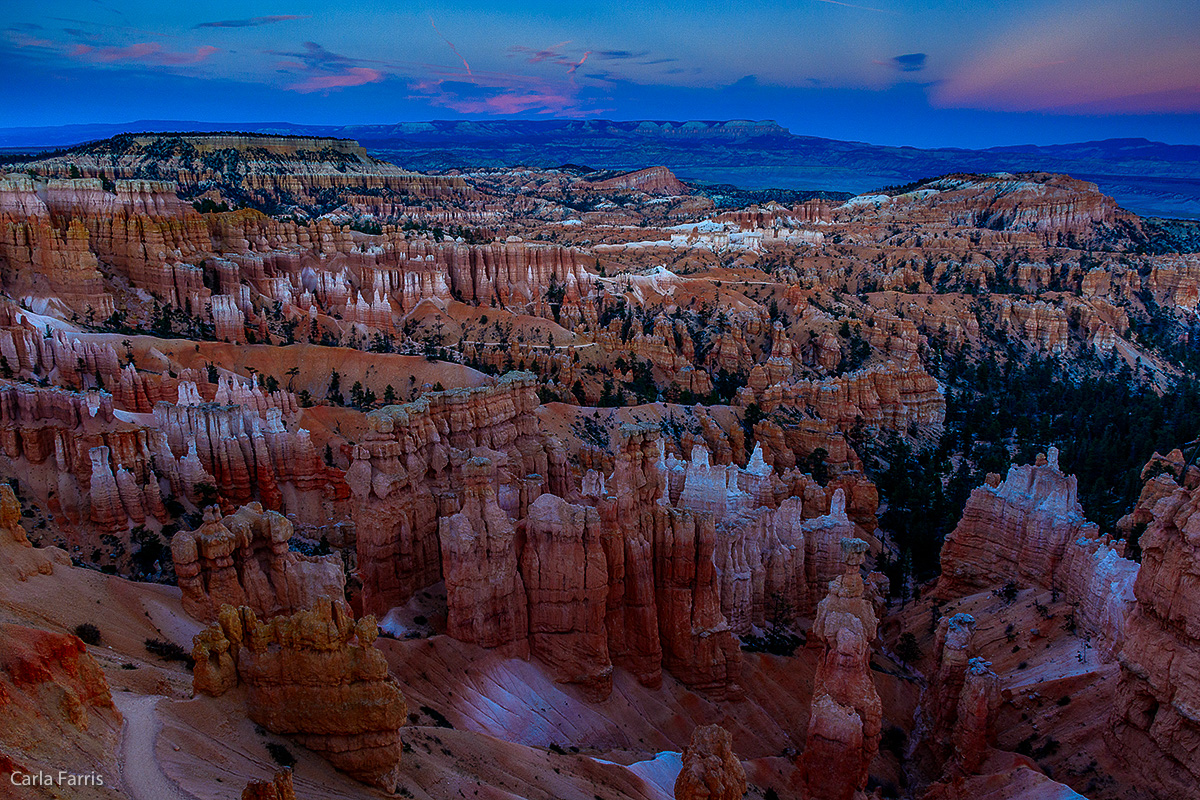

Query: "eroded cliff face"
<box><xmin>802</xmin><ymin>538</ymin><xmax>882</xmax><ymax>800</ymax></box>
<box><xmin>439</xmin><ymin>456</ymin><xmax>530</xmax><ymax>656</ymax></box>
<box><xmin>348</xmin><ymin>373</ymin><xmax>553</xmax><ymax>617</ymax></box>
<box><xmin>936</xmin><ymin>448</ymin><xmax>1138</xmax><ymax>653</ymax></box>
<box><xmin>521</xmin><ymin>491</ymin><xmax>612</xmax><ymax>699</ymax></box>
<box><xmin>350</xmin><ymin>392</ymin><xmax>885</xmax><ymax>701</ymax></box>
<box><xmin>172</xmin><ymin>502</ymin><xmax>345</xmax><ymax>623</ymax></box>
<box><xmin>1107</xmin><ymin>469</ymin><xmax>1200</xmax><ymax>800</ymax></box>
<box><xmin>30</xmin><ymin>134</ymin><xmax>474</xmax><ymax>210</ymax></box>
<box><xmin>192</xmin><ymin>599</ymin><xmax>407</xmax><ymax>792</ymax></box>
<box><xmin>912</xmin><ymin>613</ymin><xmax>1001</xmax><ymax>784</ymax></box>
<box><xmin>834</xmin><ymin>173</ymin><xmax>1133</xmax><ymax>243</ymax></box>
<box><xmin>0</xmin><ymin>621</ymin><xmax>122</xmax><ymax>793</ymax></box>
<box><xmin>673</xmin><ymin>724</ymin><xmax>747</xmax><ymax>800</ymax></box>
<box><xmin>241</xmin><ymin>770</ymin><xmax>297</xmax><ymax>800</ymax></box>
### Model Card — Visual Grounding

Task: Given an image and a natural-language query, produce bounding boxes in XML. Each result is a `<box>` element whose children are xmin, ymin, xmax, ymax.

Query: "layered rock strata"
<box><xmin>172</xmin><ymin>503</ymin><xmax>345</xmax><ymax>623</ymax></box>
<box><xmin>914</xmin><ymin>613</ymin><xmax>1000</xmax><ymax>779</ymax></box>
<box><xmin>801</xmin><ymin>538</ymin><xmax>882</xmax><ymax>800</ymax></box>
<box><xmin>1107</xmin><ymin>469</ymin><xmax>1200</xmax><ymax>800</ymax></box>
<box><xmin>0</xmin><ymin>622</ymin><xmax>121</xmax><ymax>787</ymax></box>
<box><xmin>936</xmin><ymin>449</ymin><xmax>1138</xmax><ymax>653</ymax></box>
<box><xmin>191</xmin><ymin>599</ymin><xmax>407</xmax><ymax>791</ymax></box>
<box><xmin>673</xmin><ymin>724</ymin><xmax>748</xmax><ymax>800</ymax></box>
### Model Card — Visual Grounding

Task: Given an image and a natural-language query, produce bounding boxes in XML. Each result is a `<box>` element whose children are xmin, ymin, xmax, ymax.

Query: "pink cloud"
<box><xmin>71</xmin><ymin>42</ymin><xmax>219</xmax><ymax>65</ymax></box>
<box><xmin>408</xmin><ymin>69</ymin><xmax>598</xmax><ymax>117</ymax></box>
<box><xmin>288</xmin><ymin>66</ymin><xmax>384</xmax><ymax>93</ymax></box>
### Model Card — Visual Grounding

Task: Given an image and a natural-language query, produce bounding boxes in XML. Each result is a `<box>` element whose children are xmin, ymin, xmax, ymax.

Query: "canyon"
<box><xmin>0</xmin><ymin>130</ymin><xmax>1196</xmax><ymax>800</ymax></box>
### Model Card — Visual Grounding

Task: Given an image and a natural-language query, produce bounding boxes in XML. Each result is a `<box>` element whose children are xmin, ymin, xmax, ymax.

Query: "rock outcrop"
<box><xmin>242</xmin><ymin>770</ymin><xmax>297</xmax><ymax>800</ymax></box>
<box><xmin>914</xmin><ymin>614</ymin><xmax>1000</xmax><ymax>779</ymax></box>
<box><xmin>191</xmin><ymin>599</ymin><xmax>407</xmax><ymax>791</ymax></box>
<box><xmin>936</xmin><ymin>449</ymin><xmax>1138</xmax><ymax>653</ymax></box>
<box><xmin>0</xmin><ymin>483</ymin><xmax>71</xmax><ymax>581</ymax></box>
<box><xmin>1107</xmin><ymin>469</ymin><xmax>1200</xmax><ymax>800</ymax></box>
<box><xmin>439</xmin><ymin>456</ymin><xmax>529</xmax><ymax>656</ymax></box>
<box><xmin>0</xmin><ymin>623</ymin><xmax>121</xmax><ymax>788</ymax></box>
<box><xmin>674</xmin><ymin>724</ymin><xmax>748</xmax><ymax>800</ymax></box>
<box><xmin>521</xmin><ymin>492</ymin><xmax>612</xmax><ymax>699</ymax></box>
<box><xmin>801</xmin><ymin>538</ymin><xmax>882</xmax><ymax>800</ymax></box>
<box><xmin>349</xmin><ymin>373</ymin><xmax>553</xmax><ymax>617</ymax></box>
<box><xmin>171</xmin><ymin>503</ymin><xmax>345</xmax><ymax>623</ymax></box>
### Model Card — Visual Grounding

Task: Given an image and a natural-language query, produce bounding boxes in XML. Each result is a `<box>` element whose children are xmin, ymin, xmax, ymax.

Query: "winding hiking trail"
<box><xmin>113</xmin><ymin>693</ymin><xmax>192</xmax><ymax>800</ymax></box>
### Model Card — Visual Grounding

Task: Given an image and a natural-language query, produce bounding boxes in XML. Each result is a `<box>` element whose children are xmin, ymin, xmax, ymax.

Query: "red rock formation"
<box><xmin>521</xmin><ymin>492</ymin><xmax>612</xmax><ymax>699</ymax></box>
<box><xmin>242</xmin><ymin>770</ymin><xmax>297</xmax><ymax>800</ymax></box>
<box><xmin>191</xmin><ymin>599</ymin><xmax>407</xmax><ymax>791</ymax></box>
<box><xmin>751</xmin><ymin>360</ymin><xmax>945</xmax><ymax>434</ymax></box>
<box><xmin>1107</xmin><ymin>471</ymin><xmax>1200</xmax><ymax>800</ymax></box>
<box><xmin>348</xmin><ymin>373</ymin><xmax>553</xmax><ymax>617</ymax></box>
<box><xmin>674</xmin><ymin>724</ymin><xmax>748</xmax><ymax>800</ymax></box>
<box><xmin>439</xmin><ymin>456</ymin><xmax>529</xmax><ymax>656</ymax></box>
<box><xmin>914</xmin><ymin>613</ymin><xmax>1000</xmax><ymax>779</ymax></box>
<box><xmin>835</xmin><ymin>173</ymin><xmax>1133</xmax><ymax>243</ymax></box>
<box><xmin>171</xmin><ymin>503</ymin><xmax>346</xmax><ymax>623</ymax></box>
<box><xmin>153</xmin><ymin>400</ymin><xmax>338</xmax><ymax>513</ymax></box>
<box><xmin>802</xmin><ymin>538</ymin><xmax>881</xmax><ymax>800</ymax></box>
<box><xmin>0</xmin><ymin>623</ymin><xmax>121</xmax><ymax>786</ymax></box>
<box><xmin>586</xmin><ymin>166</ymin><xmax>687</xmax><ymax>195</ymax></box>
<box><xmin>0</xmin><ymin>484</ymin><xmax>71</xmax><ymax>581</ymax></box>
<box><xmin>652</xmin><ymin>504</ymin><xmax>743</xmax><ymax>699</ymax></box>
<box><xmin>952</xmin><ymin>658</ymin><xmax>1000</xmax><ymax>774</ymax></box>
<box><xmin>936</xmin><ymin>449</ymin><xmax>1138</xmax><ymax>652</ymax></box>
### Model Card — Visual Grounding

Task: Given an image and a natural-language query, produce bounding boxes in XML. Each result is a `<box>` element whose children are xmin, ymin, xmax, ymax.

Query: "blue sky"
<box><xmin>2</xmin><ymin>0</ymin><xmax>1198</xmax><ymax>147</ymax></box>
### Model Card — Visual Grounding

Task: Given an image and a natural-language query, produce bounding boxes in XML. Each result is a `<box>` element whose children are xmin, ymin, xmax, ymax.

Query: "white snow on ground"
<box><xmin>667</xmin><ymin>220</ymin><xmax>728</xmax><ymax>233</ymax></box>
<box><xmin>624</xmin><ymin>751</ymin><xmax>683</xmax><ymax>800</ymax></box>
<box><xmin>589</xmin><ymin>751</ymin><xmax>680</xmax><ymax>800</ymax></box>
<box><xmin>840</xmin><ymin>193</ymin><xmax>890</xmax><ymax>209</ymax></box>
<box><xmin>380</xmin><ymin>583</ymin><xmax>444</xmax><ymax>639</ymax></box>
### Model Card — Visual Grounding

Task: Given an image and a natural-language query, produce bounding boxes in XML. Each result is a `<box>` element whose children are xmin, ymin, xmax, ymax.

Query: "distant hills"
<box><xmin>3</xmin><ymin>119</ymin><xmax>1198</xmax><ymax>219</ymax></box>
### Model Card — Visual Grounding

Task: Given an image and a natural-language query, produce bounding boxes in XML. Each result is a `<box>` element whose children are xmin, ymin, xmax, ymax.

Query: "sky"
<box><xmin>2</xmin><ymin>0</ymin><xmax>1198</xmax><ymax>148</ymax></box>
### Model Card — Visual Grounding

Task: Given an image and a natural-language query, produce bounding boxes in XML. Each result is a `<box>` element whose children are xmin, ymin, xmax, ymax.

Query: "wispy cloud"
<box><xmin>268</xmin><ymin>40</ymin><xmax>355</xmax><ymax>69</ymax></box>
<box><xmin>428</xmin><ymin>15</ymin><xmax>471</xmax><ymax>76</ymax></box>
<box><xmin>409</xmin><ymin>63</ymin><xmax>601</xmax><ymax>117</ymax></box>
<box><xmin>813</xmin><ymin>0</ymin><xmax>897</xmax><ymax>14</ymax></box>
<box><xmin>509</xmin><ymin>41</ymin><xmax>593</xmax><ymax>81</ymax></box>
<box><xmin>195</xmin><ymin>15</ymin><xmax>307</xmax><ymax>29</ymax></box>
<box><xmin>595</xmin><ymin>50</ymin><xmax>649</xmax><ymax>60</ymax></box>
<box><xmin>269</xmin><ymin>41</ymin><xmax>391</xmax><ymax>94</ymax></box>
<box><xmin>71</xmin><ymin>42</ymin><xmax>219</xmax><ymax>65</ymax></box>
<box><xmin>290</xmin><ymin>66</ymin><xmax>384</xmax><ymax>93</ymax></box>
<box><xmin>891</xmin><ymin>53</ymin><xmax>927</xmax><ymax>72</ymax></box>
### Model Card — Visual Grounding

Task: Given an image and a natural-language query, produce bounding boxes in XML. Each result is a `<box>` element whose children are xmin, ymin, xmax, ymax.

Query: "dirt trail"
<box><xmin>113</xmin><ymin>692</ymin><xmax>192</xmax><ymax>800</ymax></box>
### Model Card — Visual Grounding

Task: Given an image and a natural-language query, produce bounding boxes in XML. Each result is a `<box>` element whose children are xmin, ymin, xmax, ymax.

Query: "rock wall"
<box><xmin>749</xmin><ymin>359</ymin><xmax>946</xmax><ymax>433</ymax></box>
<box><xmin>913</xmin><ymin>614</ymin><xmax>1000</xmax><ymax>781</ymax></box>
<box><xmin>521</xmin><ymin>491</ymin><xmax>612</xmax><ymax>699</ymax></box>
<box><xmin>191</xmin><ymin>599</ymin><xmax>407</xmax><ymax>792</ymax></box>
<box><xmin>242</xmin><ymin>770</ymin><xmax>297</xmax><ymax>800</ymax></box>
<box><xmin>0</xmin><ymin>622</ymin><xmax>121</xmax><ymax>788</ymax></box>
<box><xmin>172</xmin><ymin>502</ymin><xmax>345</xmax><ymax>623</ymax></box>
<box><xmin>348</xmin><ymin>373</ymin><xmax>553</xmax><ymax>617</ymax></box>
<box><xmin>936</xmin><ymin>449</ymin><xmax>1138</xmax><ymax>653</ymax></box>
<box><xmin>1107</xmin><ymin>470</ymin><xmax>1200</xmax><ymax>800</ymax></box>
<box><xmin>439</xmin><ymin>456</ymin><xmax>529</xmax><ymax>656</ymax></box>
